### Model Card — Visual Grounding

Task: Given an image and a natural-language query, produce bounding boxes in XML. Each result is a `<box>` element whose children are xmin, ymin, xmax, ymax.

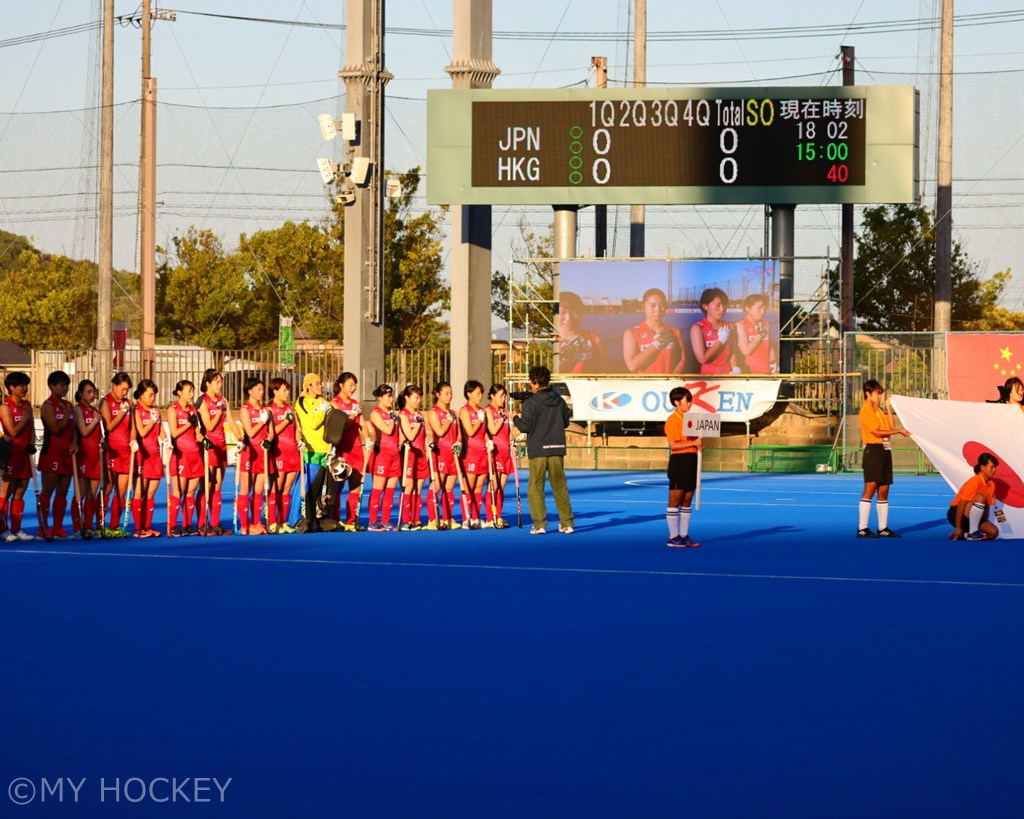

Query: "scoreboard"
<box><xmin>426</xmin><ymin>86</ymin><xmax>918</xmax><ymax>206</ymax></box>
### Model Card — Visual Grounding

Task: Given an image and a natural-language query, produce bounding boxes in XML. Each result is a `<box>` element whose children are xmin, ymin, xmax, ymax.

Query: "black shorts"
<box><xmin>862</xmin><ymin>444</ymin><xmax>893</xmax><ymax>486</ymax></box>
<box><xmin>668</xmin><ymin>452</ymin><xmax>698</xmax><ymax>492</ymax></box>
<box><xmin>946</xmin><ymin>505</ymin><xmax>989</xmax><ymax>527</ymax></box>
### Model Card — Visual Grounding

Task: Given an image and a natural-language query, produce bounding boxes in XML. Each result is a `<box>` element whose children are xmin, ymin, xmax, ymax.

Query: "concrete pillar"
<box><xmin>447</xmin><ymin>0</ymin><xmax>500</xmax><ymax>391</ymax></box>
<box><xmin>339</xmin><ymin>0</ymin><xmax>390</xmax><ymax>390</ymax></box>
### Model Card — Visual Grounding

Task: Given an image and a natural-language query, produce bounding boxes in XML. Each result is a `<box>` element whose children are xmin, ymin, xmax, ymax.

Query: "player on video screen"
<box><xmin>735</xmin><ymin>293</ymin><xmax>777</xmax><ymax>375</ymax></box>
<box><xmin>690</xmin><ymin>288</ymin><xmax>735</xmax><ymax>376</ymax></box>
<box><xmin>623</xmin><ymin>288</ymin><xmax>685</xmax><ymax>374</ymax></box>
<box><xmin>558</xmin><ymin>291</ymin><xmax>608</xmax><ymax>374</ymax></box>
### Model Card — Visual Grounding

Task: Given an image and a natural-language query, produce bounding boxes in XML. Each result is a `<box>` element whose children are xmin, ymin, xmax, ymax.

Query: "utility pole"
<box><xmin>97</xmin><ymin>0</ymin><xmax>114</xmax><ymax>356</ymax></box>
<box><xmin>934</xmin><ymin>0</ymin><xmax>953</xmax><ymax>334</ymax></box>
<box><xmin>592</xmin><ymin>56</ymin><xmax>608</xmax><ymax>258</ymax></box>
<box><xmin>629</xmin><ymin>0</ymin><xmax>646</xmax><ymax>257</ymax></box>
<box><xmin>138</xmin><ymin>2</ymin><xmax>174</xmax><ymax>380</ymax></box>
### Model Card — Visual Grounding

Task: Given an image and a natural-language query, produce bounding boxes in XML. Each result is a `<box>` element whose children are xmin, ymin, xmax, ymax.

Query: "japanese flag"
<box><xmin>891</xmin><ymin>395</ymin><xmax>1024</xmax><ymax>538</ymax></box>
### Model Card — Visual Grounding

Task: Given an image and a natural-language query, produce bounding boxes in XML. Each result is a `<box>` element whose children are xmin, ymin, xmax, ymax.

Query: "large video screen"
<box><xmin>557</xmin><ymin>259</ymin><xmax>780</xmax><ymax>376</ymax></box>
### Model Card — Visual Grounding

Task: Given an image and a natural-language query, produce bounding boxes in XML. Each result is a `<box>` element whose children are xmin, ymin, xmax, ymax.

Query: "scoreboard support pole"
<box><xmin>771</xmin><ymin>203</ymin><xmax>796</xmax><ymax>376</ymax></box>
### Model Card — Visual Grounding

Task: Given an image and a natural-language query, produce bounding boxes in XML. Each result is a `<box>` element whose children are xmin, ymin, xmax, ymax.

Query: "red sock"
<box><xmin>381</xmin><ymin>487</ymin><xmax>396</xmax><ymax>525</ymax></box>
<box><xmin>237</xmin><ymin>495</ymin><xmax>249</xmax><ymax>530</ymax></box>
<box><xmin>183</xmin><ymin>497</ymin><xmax>195</xmax><ymax>529</ymax></box>
<box><xmin>346</xmin><ymin>490</ymin><xmax>359</xmax><ymax>524</ymax></box>
<box><xmin>402</xmin><ymin>493</ymin><xmax>414</xmax><ymax>524</ymax></box>
<box><xmin>211</xmin><ymin>491</ymin><xmax>223</xmax><ymax>528</ymax></box>
<box><xmin>83</xmin><ymin>495</ymin><xmax>95</xmax><ymax>531</ymax></box>
<box><xmin>0</xmin><ymin>496</ymin><xmax>8</xmax><ymax>532</ymax></box>
<box><xmin>442</xmin><ymin>488</ymin><xmax>453</xmax><ymax>522</ymax></box>
<box><xmin>413</xmin><ymin>491</ymin><xmax>422</xmax><ymax>523</ymax></box>
<box><xmin>496</xmin><ymin>488</ymin><xmax>505</xmax><ymax>519</ymax></box>
<box><xmin>368</xmin><ymin>489</ymin><xmax>382</xmax><ymax>524</ymax></box>
<box><xmin>169</xmin><ymin>496</ymin><xmax>181</xmax><ymax>529</ymax></box>
<box><xmin>53</xmin><ymin>496</ymin><xmax>67</xmax><ymax>531</ymax></box>
<box><xmin>196</xmin><ymin>492</ymin><xmax>207</xmax><ymax>528</ymax></box>
<box><xmin>267</xmin><ymin>492</ymin><xmax>278</xmax><ymax>526</ymax></box>
<box><xmin>11</xmin><ymin>498</ymin><xmax>25</xmax><ymax>531</ymax></box>
<box><xmin>131</xmin><ymin>498</ymin><xmax>143</xmax><ymax>532</ymax></box>
<box><xmin>145</xmin><ymin>498</ymin><xmax>155</xmax><ymax>531</ymax></box>
<box><xmin>253</xmin><ymin>494</ymin><xmax>264</xmax><ymax>526</ymax></box>
<box><xmin>426</xmin><ymin>489</ymin><xmax>437</xmax><ymax>522</ymax></box>
<box><xmin>281</xmin><ymin>494</ymin><xmax>292</xmax><ymax>525</ymax></box>
<box><xmin>71</xmin><ymin>497</ymin><xmax>82</xmax><ymax>532</ymax></box>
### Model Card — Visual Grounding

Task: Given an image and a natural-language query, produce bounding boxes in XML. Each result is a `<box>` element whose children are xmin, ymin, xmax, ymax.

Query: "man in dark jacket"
<box><xmin>513</xmin><ymin>365</ymin><xmax>574</xmax><ymax>534</ymax></box>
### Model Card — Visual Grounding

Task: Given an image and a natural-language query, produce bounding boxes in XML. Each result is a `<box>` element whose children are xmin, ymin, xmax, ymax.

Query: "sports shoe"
<box><xmin>400</xmin><ymin>522</ymin><xmax>416</xmax><ymax>531</ymax></box>
<box><xmin>50</xmin><ymin>527</ymin><xmax>70</xmax><ymax>539</ymax></box>
<box><xmin>682</xmin><ymin>536</ymin><xmax>701</xmax><ymax>548</ymax></box>
<box><xmin>170</xmin><ymin>525</ymin><xmax>184</xmax><ymax>538</ymax></box>
<box><xmin>559</xmin><ymin>525</ymin><xmax>574</xmax><ymax>535</ymax></box>
<box><xmin>666</xmin><ymin>535</ymin><xmax>686</xmax><ymax>547</ymax></box>
<box><xmin>248</xmin><ymin>523</ymin><xmax>268</xmax><ymax>535</ymax></box>
<box><xmin>530</xmin><ymin>527</ymin><xmax>546</xmax><ymax>535</ymax></box>
<box><xmin>965</xmin><ymin>530</ymin><xmax>988</xmax><ymax>542</ymax></box>
<box><xmin>16</xmin><ymin>530</ymin><xmax>36</xmax><ymax>542</ymax></box>
<box><xmin>481</xmin><ymin>520</ymin><xmax>494</xmax><ymax>529</ymax></box>
<box><xmin>67</xmin><ymin>530</ymin><xmax>83</xmax><ymax>540</ymax></box>
<box><xmin>424</xmin><ymin>520</ymin><xmax>440</xmax><ymax>530</ymax></box>
<box><xmin>368</xmin><ymin>522</ymin><xmax>387</xmax><ymax>532</ymax></box>
<box><xmin>877</xmin><ymin>528</ymin><xmax>901</xmax><ymax>538</ymax></box>
<box><xmin>4</xmin><ymin>532</ymin><xmax>18</xmax><ymax>543</ymax></box>
<box><xmin>495</xmin><ymin>518</ymin><xmax>507</xmax><ymax>529</ymax></box>
<box><xmin>277</xmin><ymin>522</ymin><xmax>296</xmax><ymax>534</ymax></box>
<box><xmin>145</xmin><ymin>529</ymin><xmax>162</xmax><ymax>538</ymax></box>
<box><xmin>448</xmin><ymin>521</ymin><xmax>462</xmax><ymax>530</ymax></box>
<box><xmin>856</xmin><ymin>528</ymin><xmax>878</xmax><ymax>538</ymax></box>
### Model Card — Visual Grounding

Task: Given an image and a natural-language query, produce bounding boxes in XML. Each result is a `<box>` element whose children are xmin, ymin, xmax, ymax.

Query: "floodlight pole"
<box><xmin>139</xmin><ymin>0</ymin><xmax>156</xmax><ymax>380</ymax></box>
<box><xmin>840</xmin><ymin>46</ymin><xmax>855</xmax><ymax>334</ymax></box>
<box><xmin>97</xmin><ymin>0</ymin><xmax>114</xmax><ymax>356</ymax></box>
<box><xmin>771</xmin><ymin>204</ymin><xmax>796</xmax><ymax>375</ymax></box>
<box><xmin>934</xmin><ymin>0</ymin><xmax>953</xmax><ymax>334</ymax></box>
<box><xmin>629</xmin><ymin>0</ymin><xmax>646</xmax><ymax>257</ymax></box>
<box><xmin>446</xmin><ymin>0</ymin><xmax>500</xmax><ymax>390</ymax></box>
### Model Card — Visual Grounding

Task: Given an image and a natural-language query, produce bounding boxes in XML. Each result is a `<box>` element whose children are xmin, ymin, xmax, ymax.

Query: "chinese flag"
<box><xmin>947</xmin><ymin>333</ymin><xmax>1024</xmax><ymax>402</ymax></box>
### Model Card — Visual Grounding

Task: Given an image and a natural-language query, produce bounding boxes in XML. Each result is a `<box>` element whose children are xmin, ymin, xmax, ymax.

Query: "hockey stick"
<box><xmin>29</xmin><ymin>453</ymin><xmax>54</xmax><ymax>543</ymax></box>
<box><xmin>486</xmin><ymin>447</ymin><xmax>503</xmax><ymax>528</ymax></box>
<box><xmin>122</xmin><ymin>447</ymin><xmax>137</xmax><ymax>534</ymax></box>
<box><xmin>294</xmin><ymin>446</ymin><xmax>308</xmax><ymax>534</ymax></box>
<box><xmin>394</xmin><ymin>443</ymin><xmax>412</xmax><ymax>531</ymax></box>
<box><xmin>426</xmin><ymin>445</ymin><xmax>446</xmax><ymax>529</ymax></box>
<box><xmin>263</xmin><ymin>442</ymin><xmax>272</xmax><ymax>533</ymax></box>
<box><xmin>452</xmin><ymin>445</ymin><xmax>473</xmax><ymax>527</ymax></box>
<box><xmin>233</xmin><ymin>443</ymin><xmax>243</xmax><ymax>535</ymax></box>
<box><xmin>202</xmin><ymin>441</ymin><xmax>213</xmax><ymax>533</ymax></box>
<box><xmin>70</xmin><ymin>451</ymin><xmax>92</xmax><ymax>540</ymax></box>
<box><xmin>510</xmin><ymin>437</ymin><xmax>524</xmax><ymax>529</ymax></box>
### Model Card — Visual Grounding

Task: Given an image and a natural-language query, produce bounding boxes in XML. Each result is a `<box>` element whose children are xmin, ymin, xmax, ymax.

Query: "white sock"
<box><xmin>666</xmin><ymin>507</ymin><xmax>679</xmax><ymax>537</ymax></box>
<box><xmin>969</xmin><ymin>503</ymin><xmax>984</xmax><ymax>533</ymax></box>
<box><xmin>859</xmin><ymin>500</ymin><xmax>871</xmax><ymax>530</ymax></box>
<box><xmin>679</xmin><ymin>506</ymin><xmax>692</xmax><ymax>537</ymax></box>
<box><xmin>877</xmin><ymin>500</ymin><xmax>889</xmax><ymax>530</ymax></box>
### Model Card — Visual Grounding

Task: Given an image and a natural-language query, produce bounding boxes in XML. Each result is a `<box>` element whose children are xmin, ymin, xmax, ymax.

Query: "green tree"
<box><xmin>0</xmin><ymin>250</ymin><xmax>97</xmax><ymax>348</ymax></box>
<box><xmin>490</xmin><ymin>217</ymin><xmax>556</xmax><ymax>335</ymax></box>
<box><xmin>836</xmin><ymin>204</ymin><xmax>1004</xmax><ymax>332</ymax></box>
<box><xmin>240</xmin><ymin>220</ymin><xmax>345</xmax><ymax>341</ymax></box>
<box><xmin>159</xmin><ymin>228</ymin><xmax>272</xmax><ymax>348</ymax></box>
<box><xmin>382</xmin><ymin>168</ymin><xmax>449</xmax><ymax>348</ymax></box>
<box><xmin>0</xmin><ymin>229</ymin><xmax>38</xmax><ymax>276</ymax></box>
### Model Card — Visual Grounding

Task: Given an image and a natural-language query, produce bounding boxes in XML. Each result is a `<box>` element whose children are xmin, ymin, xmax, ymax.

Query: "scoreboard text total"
<box><xmin>473</xmin><ymin>97</ymin><xmax>866</xmax><ymax>189</ymax></box>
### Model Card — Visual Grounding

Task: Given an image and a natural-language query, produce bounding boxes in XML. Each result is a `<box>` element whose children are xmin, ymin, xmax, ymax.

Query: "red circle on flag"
<box><xmin>962</xmin><ymin>440</ymin><xmax>1024</xmax><ymax>508</ymax></box>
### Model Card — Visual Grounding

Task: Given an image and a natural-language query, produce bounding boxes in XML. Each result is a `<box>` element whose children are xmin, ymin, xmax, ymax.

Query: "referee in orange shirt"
<box><xmin>858</xmin><ymin>380</ymin><xmax>911</xmax><ymax>538</ymax></box>
<box><xmin>664</xmin><ymin>386</ymin><xmax>702</xmax><ymax>548</ymax></box>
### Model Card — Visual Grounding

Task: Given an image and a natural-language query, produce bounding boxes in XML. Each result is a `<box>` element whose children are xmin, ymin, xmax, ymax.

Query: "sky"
<box><xmin>2</xmin><ymin>0</ymin><xmax>1024</xmax><ymax>327</ymax></box>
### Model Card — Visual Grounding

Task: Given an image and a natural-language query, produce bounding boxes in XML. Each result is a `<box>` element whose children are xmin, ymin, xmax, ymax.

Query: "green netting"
<box><xmin>747</xmin><ymin>445</ymin><xmax>835</xmax><ymax>474</ymax></box>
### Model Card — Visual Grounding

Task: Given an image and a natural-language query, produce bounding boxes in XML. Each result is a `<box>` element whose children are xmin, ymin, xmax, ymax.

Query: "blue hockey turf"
<box><xmin>2</xmin><ymin>470</ymin><xmax>1022</xmax><ymax>818</ymax></box>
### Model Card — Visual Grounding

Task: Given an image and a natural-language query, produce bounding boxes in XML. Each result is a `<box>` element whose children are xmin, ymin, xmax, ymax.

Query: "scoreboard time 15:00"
<box><xmin>471</xmin><ymin>97</ymin><xmax>866</xmax><ymax>189</ymax></box>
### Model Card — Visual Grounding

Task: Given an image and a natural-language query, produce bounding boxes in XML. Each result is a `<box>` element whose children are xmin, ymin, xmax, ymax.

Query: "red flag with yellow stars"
<box><xmin>947</xmin><ymin>333</ymin><xmax>1024</xmax><ymax>401</ymax></box>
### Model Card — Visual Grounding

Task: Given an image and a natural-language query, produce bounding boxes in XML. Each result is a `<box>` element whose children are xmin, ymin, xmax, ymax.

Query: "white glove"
<box><xmin>259</xmin><ymin>409</ymin><xmax>270</xmax><ymax>424</ymax></box>
<box><xmin>769</xmin><ymin>362</ymin><xmax>779</xmax><ymax>374</ymax></box>
<box><xmin>514</xmin><ymin>433</ymin><xmax>527</xmax><ymax>445</ymax></box>
<box><xmin>362</xmin><ymin>438</ymin><xmax>375</xmax><ymax>451</ymax></box>
<box><xmin>730</xmin><ymin>367</ymin><xmax>741</xmax><ymax>374</ymax></box>
<box><xmin>297</xmin><ymin>439</ymin><xmax>307</xmax><ymax>454</ymax></box>
<box><xmin>485</xmin><ymin>439</ymin><xmax>495</xmax><ymax>452</ymax></box>
<box><xmin>235</xmin><ymin>440</ymin><xmax>246</xmax><ymax>453</ymax></box>
<box><xmin>129</xmin><ymin>439</ymin><xmax>139</xmax><ymax>453</ymax></box>
<box><xmin>717</xmin><ymin>325</ymin><xmax>732</xmax><ymax>345</ymax></box>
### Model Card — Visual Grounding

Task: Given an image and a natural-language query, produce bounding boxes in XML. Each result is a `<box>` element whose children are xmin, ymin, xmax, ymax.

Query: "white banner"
<box><xmin>561</xmin><ymin>378</ymin><xmax>781</xmax><ymax>423</ymax></box>
<box><xmin>891</xmin><ymin>395</ymin><xmax>1024</xmax><ymax>539</ymax></box>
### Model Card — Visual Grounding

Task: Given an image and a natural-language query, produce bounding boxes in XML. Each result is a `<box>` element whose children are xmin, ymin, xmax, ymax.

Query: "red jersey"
<box><xmin>40</xmin><ymin>396</ymin><xmax>75</xmax><ymax>459</ymax></box>
<box><xmin>432</xmin><ymin>404</ymin><xmax>459</xmax><ymax>449</ymax></box>
<box><xmin>4</xmin><ymin>397</ymin><xmax>33</xmax><ymax>449</ymax></box>
<box><xmin>739</xmin><ymin>316</ymin><xmax>771</xmax><ymax>374</ymax></box>
<box><xmin>371</xmin><ymin>407</ymin><xmax>399</xmax><ymax>454</ymax></box>
<box><xmin>696</xmin><ymin>317</ymin><xmax>731</xmax><ymax>375</ymax></box>
<box><xmin>630</xmin><ymin>322</ymin><xmax>683</xmax><ymax>373</ymax></box>
<box><xmin>135</xmin><ymin>403</ymin><xmax>163</xmax><ymax>459</ymax></box>
<box><xmin>170</xmin><ymin>402</ymin><xmax>201</xmax><ymax>457</ymax></box>
<box><xmin>399</xmin><ymin>407</ymin><xmax>427</xmax><ymax>452</ymax></box>
<box><xmin>486</xmin><ymin>405</ymin><xmax>511</xmax><ymax>452</ymax></box>
<box><xmin>76</xmin><ymin>403</ymin><xmax>102</xmax><ymax>462</ymax></box>
<box><xmin>270</xmin><ymin>402</ymin><xmax>297</xmax><ymax>455</ymax></box>
<box><xmin>462</xmin><ymin>404</ymin><xmax>487</xmax><ymax>453</ymax></box>
<box><xmin>200</xmin><ymin>393</ymin><xmax>228</xmax><ymax>446</ymax></box>
<box><xmin>102</xmin><ymin>393</ymin><xmax>132</xmax><ymax>452</ymax></box>
<box><xmin>242</xmin><ymin>402</ymin><xmax>271</xmax><ymax>447</ymax></box>
<box><xmin>332</xmin><ymin>396</ymin><xmax>364</xmax><ymax>461</ymax></box>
